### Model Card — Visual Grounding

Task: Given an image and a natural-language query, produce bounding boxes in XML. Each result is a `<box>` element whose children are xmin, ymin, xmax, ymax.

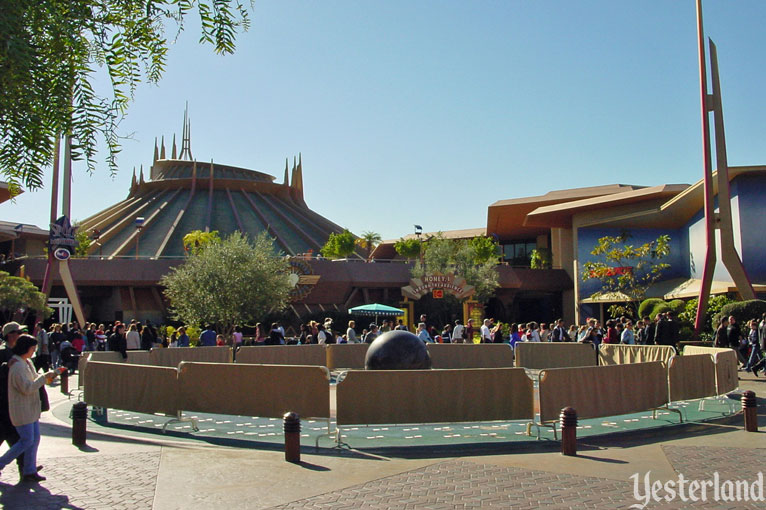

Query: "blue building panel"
<box><xmin>577</xmin><ymin>227</ymin><xmax>685</xmax><ymax>302</ymax></box>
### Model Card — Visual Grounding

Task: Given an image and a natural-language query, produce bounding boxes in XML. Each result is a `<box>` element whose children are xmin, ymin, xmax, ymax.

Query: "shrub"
<box><xmin>638</xmin><ymin>298</ymin><xmax>665</xmax><ymax>319</ymax></box>
<box><xmin>668</xmin><ymin>299</ymin><xmax>686</xmax><ymax>315</ymax></box>
<box><xmin>185</xmin><ymin>325</ymin><xmax>201</xmax><ymax>347</ymax></box>
<box><xmin>678</xmin><ymin>295</ymin><xmax>734</xmax><ymax>331</ymax></box>
<box><xmin>712</xmin><ymin>299</ymin><xmax>766</xmax><ymax>327</ymax></box>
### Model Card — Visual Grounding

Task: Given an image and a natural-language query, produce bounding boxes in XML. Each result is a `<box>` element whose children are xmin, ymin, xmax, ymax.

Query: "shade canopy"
<box><xmin>348</xmin><ymin>303</ymin><xmax>405</xmax><ymax>317</ymax></box>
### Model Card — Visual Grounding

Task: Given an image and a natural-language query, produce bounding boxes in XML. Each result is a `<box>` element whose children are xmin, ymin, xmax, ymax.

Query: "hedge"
<box><xmin>712</xmin><ymin>299</ymin><xmax>766</xmax><ymax>326</ymax></box>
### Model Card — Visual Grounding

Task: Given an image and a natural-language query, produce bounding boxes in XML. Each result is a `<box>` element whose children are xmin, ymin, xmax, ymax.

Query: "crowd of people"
<box><xmin>1</xmin><ymin>309</ymin><xmax>765</xmax><ymax>485</ymax></box>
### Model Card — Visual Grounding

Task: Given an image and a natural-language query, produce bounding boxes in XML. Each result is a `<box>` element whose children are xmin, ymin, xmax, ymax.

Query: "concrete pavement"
<box><xmin>0</xmin><ymin>373</ymin><xmax>763</xmax><ymax>509</ymax></box>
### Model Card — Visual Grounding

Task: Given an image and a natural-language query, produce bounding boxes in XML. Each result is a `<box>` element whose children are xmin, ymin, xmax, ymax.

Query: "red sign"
<box><xmin>432</xmin><ymin>289</ymin><xmax>444</xmax><ymax>299</ymax></box>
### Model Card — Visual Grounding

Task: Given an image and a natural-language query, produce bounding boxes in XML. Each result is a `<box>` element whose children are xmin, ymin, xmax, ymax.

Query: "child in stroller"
<box><xmin>59</xmin><ymin>339</ymin><xmax>81</xmax><ymax>374</ymax></box>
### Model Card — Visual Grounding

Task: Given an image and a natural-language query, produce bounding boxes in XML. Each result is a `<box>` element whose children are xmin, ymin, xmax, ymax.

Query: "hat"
<box><xmin>2</xmin><ymin>322</ymin><xmax>27</xmax><ymax>337</ymax></box>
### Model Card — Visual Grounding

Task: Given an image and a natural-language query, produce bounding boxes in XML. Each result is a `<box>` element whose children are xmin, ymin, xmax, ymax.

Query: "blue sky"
<box><xmin>4</xmin><ymin>1</ymin><xmax>766</xmax><ymax>241</ymax></box>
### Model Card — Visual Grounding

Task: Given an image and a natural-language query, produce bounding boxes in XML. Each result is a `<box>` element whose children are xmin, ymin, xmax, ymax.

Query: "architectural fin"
<box><xmin>153</xmin><ymin>138</ymin><xmax>158</xmax><ymax>163</ymax></box>
<box><xmin>172</xmin><ymin>134</ymin><xmax>177</xmax><ymax>159</ymax></box>
<box><xmin>131</xmin><ymin>167</ymin><xmax>137</xmax><ymax>187</ymax></box>
<box><xmin>179</xmin><ymin>102</ymin><xmax>193</xmax><ymax>160</ymax></box>
<box><xmin>284</xmin><ymin>160</ymin><xmax>290</xmax><ymax>186</ymax></box>
<box><xmin>160</xmin><ymin>135</ymin><xmax>166</xmax><ymax>159</ymax></box>
<box><xmin>139</xmin><ymin>165</ymin><xmax>145</xmax><ymax>185</ymax></box>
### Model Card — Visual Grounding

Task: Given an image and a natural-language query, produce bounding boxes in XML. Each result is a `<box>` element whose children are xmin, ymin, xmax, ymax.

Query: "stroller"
<box><xmin>59</xmin><ymin>342</ymin><xmax>81</xmax><ymax>375</ymax></box>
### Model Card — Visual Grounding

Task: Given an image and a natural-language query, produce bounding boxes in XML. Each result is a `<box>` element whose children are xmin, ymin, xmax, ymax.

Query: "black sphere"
<box><xmin>365</xmin><ymin>330</ymin><xmax>432</xmax><ymax>370</ymax></box>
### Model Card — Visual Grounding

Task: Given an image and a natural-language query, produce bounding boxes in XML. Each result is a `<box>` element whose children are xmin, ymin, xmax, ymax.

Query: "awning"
<box><xmin>580</xmin><ymin>277</ymin><xmax>766</xmax><ymax>304</ymax></box>
<box><xmin>661</xmin><ymin>278</ymin><xmax>766</xmax><ymax>300</ymax></box>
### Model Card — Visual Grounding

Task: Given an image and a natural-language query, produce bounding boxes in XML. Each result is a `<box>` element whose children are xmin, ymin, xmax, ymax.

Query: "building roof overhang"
<box><xmin>523</xmin><ymin>184</ymin><xmax>689</xmax><ymax>229</ymax></box>
<box><xmin>487</xmin><ymin>184</ymin><xmax>644</xmax><ymax>239</ymax></box>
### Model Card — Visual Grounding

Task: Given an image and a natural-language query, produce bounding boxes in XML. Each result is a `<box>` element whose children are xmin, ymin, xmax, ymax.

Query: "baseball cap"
<box><xmin>2</xmin><ymin>322</ymin><xmax>27</xmax><ymax>337</ymax></box>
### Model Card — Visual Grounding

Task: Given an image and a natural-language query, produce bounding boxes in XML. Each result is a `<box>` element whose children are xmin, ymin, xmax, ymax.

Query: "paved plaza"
<box><xmin>0</xmin><ymin>374</ymin><xmax>763</xmax><ymax>509</ymax></box>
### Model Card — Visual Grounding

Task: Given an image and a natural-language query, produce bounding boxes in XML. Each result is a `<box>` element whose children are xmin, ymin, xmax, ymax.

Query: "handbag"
<box><xmin>39</xmin><ymin>385</ymin><xmax>50</xmax><ymax>412</ymax></box>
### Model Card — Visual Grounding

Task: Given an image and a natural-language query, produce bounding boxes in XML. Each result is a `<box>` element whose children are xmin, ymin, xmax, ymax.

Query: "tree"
<box><xmin>394</xmin><ymin>238</ymin><xmax>422</xmax><ymax>259</ymax></box>
<box><xmin>529</xmin><ymin>248</ymin><xmax>551</xmax><ymax>269</ymax></box>
<box><xmin>1</xmin><ymin>0</ymin><xmax>251</xmax><ymax>192</ymax></box>
<box><xmin>161</xmin><ymin>231</ymin><xmax>291</xmax><ymax>339</ymax></box>
<box><xmin>469</xmin><ymin>236</ymin><xmax>499</xmax><ymax>264</ymax></box>
<box><xmin>411</xmin><ymin>234</ymin><xmax>500</xmax><ymax>303</ymax></box>
<box><xmin>182</xmin><ymin>230</ymin><xmax>221</xmax><ymax>255</ymax></box>
<box><xmin>356</xmin><ymin>231</ymin><xmax>382</xmax><ymax>261</ymax></box>
<box><xmin>581</xmin><ymin>232</ymin><xmax>671</xmax><ymax>318</ymax></box>
<box><xmin>320</xmin><ymin>229</ymin><xmax>356</xmax><ymax>259</ymax></box>
<box><xmin>73</xmin><ymin>223</ymin><xmax>91</xmax><ymax>257</ymax></box>
<box><xmin>0</xmin><ymin>271</ymin><xmax>52</xmax><ymax>323</ymax></box>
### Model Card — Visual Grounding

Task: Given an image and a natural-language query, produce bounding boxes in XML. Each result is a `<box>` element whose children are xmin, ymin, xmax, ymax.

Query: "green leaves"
<box><xmin>582</xmin><ymin>231</ymin><xmax>672</xmax><ymax>317</ymax></box>
<box><xmin>0</xmin><ymin>0</ymin><xmax>252</xmax><ymax>192</ymax></box>
<box><xmin>320</xmin><ymin>229</ymin><xmax>357</xmax><ymax>259</ymax></box>
<box><xmin>393</xmin><ymin>238</ymin><xmax>421</xmax><ymax>259</ymax></box>
<box><xmin>161</xmin><ymin>231</ymin><xmax>291</xmax><ymax>336</ymax></box>
<box><xmin>0</xmin><ymin>271</ymin><xmax>52</xmax><ymax>322</ymax></box>
<box><xmin>410</xmin><ymin>234</ymin><xmax>499</xmax><ymax>303</ymax></box>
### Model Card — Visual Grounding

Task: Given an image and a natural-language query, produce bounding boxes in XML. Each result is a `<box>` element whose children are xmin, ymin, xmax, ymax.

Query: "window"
<box><xmin>501</xmin><ymin>240</ymin><xmax>536</xmax><ymax>266</ymax></box>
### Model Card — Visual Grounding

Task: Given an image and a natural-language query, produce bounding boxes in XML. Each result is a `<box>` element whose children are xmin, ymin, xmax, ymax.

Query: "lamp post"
<box><xmin>414</xmin><ymin>225</ymin><xmax>424</xmax><ymax>271</ymax></box>
<box><xmin>134</xmin><ymin>217</ymin><xmax>145</xmax><ymax>259</ymax></box>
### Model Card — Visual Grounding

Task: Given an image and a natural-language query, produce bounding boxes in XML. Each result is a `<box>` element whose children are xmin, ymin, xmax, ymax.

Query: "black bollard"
<box><xmin>560</xmin><ymin>407</ymin><xmax>577</xmax><ymax>456</ymax></box>
<box><xmin>742</xmin><ymin>391</ymin><xmax>758</xmax><ymax>432</ymax></box>
<box><xmin>72</xmin><ymin>401</ymin><xmax>88</xmax><ymax>446</ymax></box>
<box><xmin>283</xmin><ymin>412</ymin><xmax>301</xmax><ymax>463</ymax></box>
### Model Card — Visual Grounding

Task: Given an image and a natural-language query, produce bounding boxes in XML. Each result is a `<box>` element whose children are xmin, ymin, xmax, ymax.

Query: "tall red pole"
<box><xmin>693</xmin><ymin>0</ymin><xmax>716</xmax><ymax>336</ymax></box>
<box><xmin>41</xmin><ymin>136</ymin><xmax>61</xmax><ymax>297</ymax></box>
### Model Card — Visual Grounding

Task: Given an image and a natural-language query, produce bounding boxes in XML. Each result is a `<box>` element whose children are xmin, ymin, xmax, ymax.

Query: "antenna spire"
<box><xmin>179</xmin><ymin>102</ymin><xmax>193</xmax><ymax>160</ymax></box>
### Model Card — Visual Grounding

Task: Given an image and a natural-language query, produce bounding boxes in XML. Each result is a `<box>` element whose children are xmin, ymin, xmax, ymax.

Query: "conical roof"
<box><xmin>79</xmin><ymin>114</ymin><xmax>344</xmax><ymax>258</ymax></box>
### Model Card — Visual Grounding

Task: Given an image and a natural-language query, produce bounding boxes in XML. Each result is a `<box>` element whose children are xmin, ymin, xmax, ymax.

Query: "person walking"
<box><xmin>33</xmin><ymin>323</ymin><xmax>50</xmax><ymax>372</ymax></box>
<box><xmin>0</xmin><ymin>334</ymin><xmax>58</xmax><ymax>482</ymax></box>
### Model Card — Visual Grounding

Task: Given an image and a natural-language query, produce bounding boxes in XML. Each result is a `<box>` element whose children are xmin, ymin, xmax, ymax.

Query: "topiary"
<box><xmin>668</xmin><ymin>299</ymin><xmax>686</xmax><ymax>315</ymax></box>
<box><xmin>712</xmin><ymin>299</ymin><xmax>766</xmax><ymax>327</ymax></box>
<box><xmin>638</xmin><ymin>298</ymin><xmax>665</xmax><ymax>319</ymax></box>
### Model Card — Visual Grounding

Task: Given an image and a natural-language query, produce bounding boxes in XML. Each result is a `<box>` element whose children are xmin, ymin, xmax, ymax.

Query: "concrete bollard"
<box><xmin>560</xmin><ymin>407</ymin><xmax>577</xmax><ymax>456</ymax></box>
<box><xmin>742</xmin><ymin>390</ymin><xmax>758</xmax><ymax>432</ymax></box>
<box><xmin>283</xmin><ymin>412</ymin><xmax>301</xmax><ymax>463</ymax></box>
<box><xmin>72</xmin><ymin>401</ymin><xmax>88</xmax><ymax>446</ymax></box>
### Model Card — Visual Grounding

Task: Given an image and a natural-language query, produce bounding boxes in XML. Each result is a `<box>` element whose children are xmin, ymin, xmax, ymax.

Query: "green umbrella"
<box><xmin>348</xmin><ymin>303</ymin><xmax>404</xmax><ymax>325</ymax></box>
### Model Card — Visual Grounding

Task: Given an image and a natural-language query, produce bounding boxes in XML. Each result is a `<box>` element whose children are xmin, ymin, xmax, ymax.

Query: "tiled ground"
<box><xmin>0</xmin><ymin>451</ymin><xmax>160</xmax><ymax>510</ymax></box>
<box><xmin>267</xmin><ymin>447</ymin><xmax>766</xmax><ymax>510</ymax></box>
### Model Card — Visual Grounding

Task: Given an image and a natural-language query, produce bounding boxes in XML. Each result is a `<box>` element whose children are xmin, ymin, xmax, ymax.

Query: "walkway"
<box><xmin>0</xmin><ymin>374</ymin><xmax>763</xmax><ymax>509</ymax></box>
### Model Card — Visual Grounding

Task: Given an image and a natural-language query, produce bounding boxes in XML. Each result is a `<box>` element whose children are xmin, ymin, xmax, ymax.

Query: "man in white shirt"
<box><xmin>480</xmin><ymin>319</ymin><xmax>492</xmax><ymax>343</ymax></box>
<box><xmin>452</xmin><ymin>320</ymin><xmax>465</xmax><ymax>343</ymax></box>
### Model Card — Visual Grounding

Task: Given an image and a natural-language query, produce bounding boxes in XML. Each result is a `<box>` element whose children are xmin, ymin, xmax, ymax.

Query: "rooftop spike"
<box><xmin>139</xmin><ymin>164</ymin><xmax>145</xmax><ymax>184</ymax></box>
<box><xmin>172</xmin><ymin>134</ymin><xmax>177</xmax><ymax>159</ymax></box>
<box><xmin>160</xmin><ymin>135</ymin><xmax>166</xmax><ymax>159</ymax></box>
<box><xmin>284</xmin><ymin>160</ymin><xmax>290</xmax><ymax>186</ymax></box>
<box><xmin>131</xmin><ymin>167</ymin><xmax>137</xmax><ymax>187</ymax></box>
<box><xmin>179</xmin><ymin>102</ymin><xmax>193</xmax><ymax>160</ymax></box>
<box><xmin>153</xmin><ymin>138</ymin><xmax>159</xmax><ymax>163</ymax></box>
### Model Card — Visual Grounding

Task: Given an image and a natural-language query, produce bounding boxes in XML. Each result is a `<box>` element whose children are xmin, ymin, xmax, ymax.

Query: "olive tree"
<box><xmin>411</xmin><ymin>234</ymin><xmax>500</xmax><ymax>303</ymax></box>
<box><xmin>161</xmin><ymin>231</ymin><xmax>292</xmax><ymax>339</ymax></box>
<box><xmin>0</xmin><ymin>271</ymin><xmax>52</xmax><ymax>323</ymax></box>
